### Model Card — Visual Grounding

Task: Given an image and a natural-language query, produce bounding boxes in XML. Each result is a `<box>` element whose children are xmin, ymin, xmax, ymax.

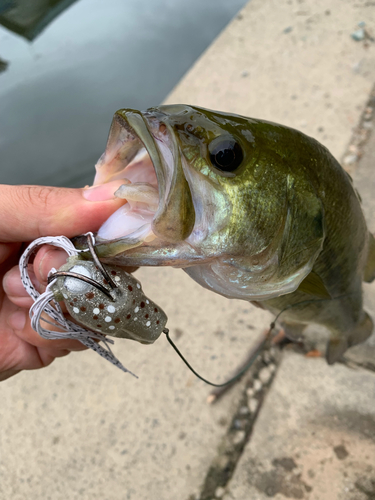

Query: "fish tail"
<box><xmin>326</xmin><ymin>335</ymin><xmax>348</xmax><ymax>365</ymax></box>
<box><xmin>364</xmin><ymin>232</ymin><xmax>375</xmax><ymax>283</ymax></box>
<box><xmin>348</xmin><ymin>311</ymin><xmax>373</xmax><ymax>347</ymax></box>
<box><xmin>326</xmin><ymin>311</ymin><xmax>373</xmax><ymax>364</ymax></box>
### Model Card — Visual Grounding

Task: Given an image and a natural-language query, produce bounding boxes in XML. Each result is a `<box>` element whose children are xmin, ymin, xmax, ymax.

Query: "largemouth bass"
<box><xmin>83</xmin><ymin>105</ymin><xmax>375</xmax><ymax>363</ymax></box>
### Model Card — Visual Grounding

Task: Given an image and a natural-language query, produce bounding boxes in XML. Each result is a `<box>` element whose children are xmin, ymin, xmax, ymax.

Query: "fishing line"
<box><xmin>163</xmin><ymin>328</ymin><xmax>269</xmax><ymax>387</ymax></box>
<box><xmin>161</xmin><ymin>291</ymin><xmax>355</xmax><ymax>386</ymax></box>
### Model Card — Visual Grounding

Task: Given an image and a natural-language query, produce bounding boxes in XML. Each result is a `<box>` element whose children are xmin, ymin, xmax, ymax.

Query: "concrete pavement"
<box><xmin>224</xmin><ymin>352</ymin><xmax>375</xmax><ymax>500</ymax></box>
<box><xmin>1</xmin><ymin>1</ymin><xmax>375</xmax><ymax>499</ymax></box>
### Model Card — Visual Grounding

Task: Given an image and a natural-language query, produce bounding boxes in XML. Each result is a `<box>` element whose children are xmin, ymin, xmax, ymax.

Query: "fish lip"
<box><xmin>110</xmin><ymin>108</ymin><xmax>187</xmax><ymax>233</ymax></box>
<box><xmin>93</xmin><ymin>109</ymin><xmax>169</xmax><ymax>246</ymax></box>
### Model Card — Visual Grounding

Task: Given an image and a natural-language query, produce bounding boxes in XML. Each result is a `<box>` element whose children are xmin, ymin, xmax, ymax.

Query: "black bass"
<box><xmin>84</xmin><ymin>105</ymin><xmax>375</xmax><ymax>363</ymax></box>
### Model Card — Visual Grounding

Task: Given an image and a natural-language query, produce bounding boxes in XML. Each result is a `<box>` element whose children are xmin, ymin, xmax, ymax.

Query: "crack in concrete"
<box><xmin>341</xmin><ymin>83</ymin><xmax>375</xmax><ymax>173</ymax></box>
<box><xmin>187</xmin><ymin>346</ymin><xmax>282</xmax><ymax>500</ymax></box>
<box><xmin>341</xmin><ymin>357</ymin><xmax>375</xmax><ymax>373</ymax></box>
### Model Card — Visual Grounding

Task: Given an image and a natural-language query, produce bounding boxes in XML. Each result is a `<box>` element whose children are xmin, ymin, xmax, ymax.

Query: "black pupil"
<box><xmin>209</xmin><ymin>138</ymin><xmax>243</xmax><ymax>172</ymax></box>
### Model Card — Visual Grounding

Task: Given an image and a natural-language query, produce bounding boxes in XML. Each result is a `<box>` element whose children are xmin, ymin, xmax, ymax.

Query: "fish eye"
<box><xmin>208</xmin><ymin>136</ymin><xmax>243</xmax><ymax>173</ymax></box>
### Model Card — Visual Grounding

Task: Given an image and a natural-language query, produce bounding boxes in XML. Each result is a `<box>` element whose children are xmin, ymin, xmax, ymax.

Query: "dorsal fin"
<box><xmin>364</xmin><ymin>232</ymin><xmax>375</xmax><ymax>283</ymax></box>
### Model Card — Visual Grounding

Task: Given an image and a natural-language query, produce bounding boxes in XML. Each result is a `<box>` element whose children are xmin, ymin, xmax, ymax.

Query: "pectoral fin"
<box><xmin>297</xmin><ymin>271</ymin><xmax>331</xmax><ymax>299</ymax></box>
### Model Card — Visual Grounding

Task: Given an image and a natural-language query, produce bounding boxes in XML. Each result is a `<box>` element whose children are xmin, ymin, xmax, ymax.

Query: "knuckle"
<box><xmin>14</xmin><ymin>185</ymin><xmax>56</xmax><ymax>210</ymax></box>
<box><xmin>34</xmin><ymin>186</ymin><xmax>56</xmax><ymax>209</ymax></box>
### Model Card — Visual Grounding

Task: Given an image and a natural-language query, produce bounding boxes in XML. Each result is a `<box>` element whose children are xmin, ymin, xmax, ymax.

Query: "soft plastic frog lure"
<box><xmin>20</xmin><ymin>233</ymin><xmax>167</xmax><ymax>377</ymax></box>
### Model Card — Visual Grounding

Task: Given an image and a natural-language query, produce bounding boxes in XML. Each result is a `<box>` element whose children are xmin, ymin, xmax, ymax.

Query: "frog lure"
<box><xmin>20</xmin><ymin>233</ymin><xmax>167</xmax><ymax>377</ymax></box>
<box><xmin>21</xmin><ymin>105</ymin><xmax>375</xmax><ymax>377</ymax></box>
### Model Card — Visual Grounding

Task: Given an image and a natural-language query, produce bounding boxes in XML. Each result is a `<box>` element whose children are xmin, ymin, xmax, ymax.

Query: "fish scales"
<box><xmin>77</xmin><ymin>105</ymin><xmax>374</xmax><ymax>363</ymax></box>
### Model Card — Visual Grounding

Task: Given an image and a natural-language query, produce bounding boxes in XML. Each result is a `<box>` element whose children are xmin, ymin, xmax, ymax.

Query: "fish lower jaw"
<box><xmin>96</xmin><ymin>146</ymin><xmax>161</xmax><ymax>244</ymax></box>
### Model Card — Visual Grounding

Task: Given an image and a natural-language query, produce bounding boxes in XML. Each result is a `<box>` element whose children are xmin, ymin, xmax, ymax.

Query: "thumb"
<box><xmin>0</xmin><ymin>183</ymin><xmax>125</xmax><ymax>242</ymax></box>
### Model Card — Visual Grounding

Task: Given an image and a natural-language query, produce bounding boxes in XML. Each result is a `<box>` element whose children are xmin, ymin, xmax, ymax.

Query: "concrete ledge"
<box><xmin>2</xmin><ymin>1</ymin><xmax>375</xmax><ymax>499</ymax></box>
<box><xmin>166</xmin><ymin>0</ymin><xmax>375</xmax><ymax>160</ymax></box>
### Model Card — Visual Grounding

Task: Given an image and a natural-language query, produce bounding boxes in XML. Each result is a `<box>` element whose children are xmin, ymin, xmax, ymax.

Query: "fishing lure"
<box><xmin>20</xmin><ymin>233</ymin><xmax>167</xmax><ymax>376</ymax></box>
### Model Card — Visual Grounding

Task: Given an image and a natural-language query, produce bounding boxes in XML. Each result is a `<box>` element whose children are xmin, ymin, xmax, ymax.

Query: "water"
<box><xmin>0</xmin><ymin>0</ymin><xmax>247</xmax><ymax>187</ymax></box>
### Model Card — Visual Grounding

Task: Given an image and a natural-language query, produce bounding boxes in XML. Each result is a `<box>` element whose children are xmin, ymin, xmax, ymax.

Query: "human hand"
<box><xmin>1</xmin><ymin>183</ymin><xmax>125</xmax><ymax>381</ymax></box>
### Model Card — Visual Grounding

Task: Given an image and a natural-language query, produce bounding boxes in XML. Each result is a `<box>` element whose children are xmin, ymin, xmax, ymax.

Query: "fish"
<box><xmin>79</xmin><ymin>104</ymin><xmax>375</xmax><ymax>363</ymax></box>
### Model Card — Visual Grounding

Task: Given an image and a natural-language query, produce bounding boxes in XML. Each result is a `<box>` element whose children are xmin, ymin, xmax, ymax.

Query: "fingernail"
<box><xmin>83</xmin><ymin>180</ymin><xmax>127</xmax><ymax>202</ymax></box>
<box><xmin>8</xmin><ymin>310</ymin><xmax>26</xmax><ymax>331</ymax></box>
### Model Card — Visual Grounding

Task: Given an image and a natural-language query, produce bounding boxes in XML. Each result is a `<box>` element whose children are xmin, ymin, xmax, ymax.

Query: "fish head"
<box><xmin>89</xmin><ymin>105</ymin><xmax>324</xmax><ymax>301</ymax></box>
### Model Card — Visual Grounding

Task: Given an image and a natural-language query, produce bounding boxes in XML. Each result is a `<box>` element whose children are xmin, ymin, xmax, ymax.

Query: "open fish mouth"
<box><xmin>92</xmin><ymin>107</ymin><xmax>196</xmax><ymax>262</ymax></box>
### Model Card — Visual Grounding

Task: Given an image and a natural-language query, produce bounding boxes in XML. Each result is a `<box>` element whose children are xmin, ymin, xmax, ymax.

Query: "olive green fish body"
<box><xmin>87</xmin><ymin>105</ymin><xmax>374</xmax><ymax>362</ymax></box>
<box><xmin>253</xmin><ymin>126</ymin><xmax>372</xmax><ymax>361</ymax></box>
